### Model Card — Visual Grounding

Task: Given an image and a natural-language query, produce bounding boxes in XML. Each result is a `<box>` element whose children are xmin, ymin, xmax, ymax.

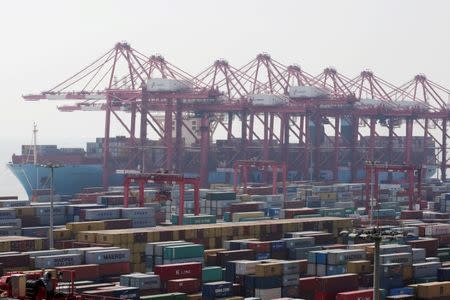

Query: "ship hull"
<box><xmin>7</xmin><ymin>163</ymin><xmax>124</xmax><ymax>197</ymax></box>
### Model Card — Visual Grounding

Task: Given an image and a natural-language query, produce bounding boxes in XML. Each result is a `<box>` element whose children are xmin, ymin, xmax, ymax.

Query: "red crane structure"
<box><xmin>123</xmin><ymin>172</ymin><xmax>200</xmax><ymax>225</ymax></box>
<box><xmin>232</xmin><ymin>159</ymin><xmax>287</xmax><ymax>197</ymax></box>
<box><xmin>365</xmin><ymin>163</ymin><xmax>422</xmax><ymax>214</ymax></box>
<box><xmin>23</xmin><ymin>42</ymin><xmax>450</xmax><ymax>190</ymax></box>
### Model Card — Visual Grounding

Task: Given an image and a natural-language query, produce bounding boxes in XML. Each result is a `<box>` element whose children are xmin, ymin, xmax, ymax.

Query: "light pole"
<box><xmin>341</xmin><ymin>228</ymin><xmax>405</xmax><ymax>300</ymax></box>
<box><xmin>40</xmin><ymin>163</ymin><xmax>63</xmax><ymax>249</ymax></box>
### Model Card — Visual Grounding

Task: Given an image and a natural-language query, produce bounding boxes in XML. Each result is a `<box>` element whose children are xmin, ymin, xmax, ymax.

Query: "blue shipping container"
<box><xmin>202</xmin><ymin>281</ymin><xmax>233</xmax><ymax>299</ymax></box>
<box><xmin>389</xmin><ymin>287</ymin><xmax>414</xmax><ymax>296</ymax></box>
<box><xmin>254</xmin><ymin>276</ymin><xmax>282</xmax><ymax>289</ymax></box>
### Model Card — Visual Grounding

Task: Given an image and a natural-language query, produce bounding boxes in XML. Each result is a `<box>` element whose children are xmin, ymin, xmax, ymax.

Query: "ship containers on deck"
<box><xmin>335</xmin><ymin>289</ymin><xmax>375</xmax><ymax>300</ymax></box>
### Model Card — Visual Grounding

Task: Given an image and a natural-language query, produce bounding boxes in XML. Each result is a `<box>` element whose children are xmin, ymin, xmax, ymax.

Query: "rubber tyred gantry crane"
<box><xmin>123</xmin><ymin>172</ymin><xmax>200</xmax><ymax>225</ymax></box>
<box><xmin>365</xmin><ymin>163</ymin><xmax>422</xmax><ymax>214</ymax></box>
<box><xmin>233</xmin><ymin>159</ymin><xmax>287</xmax><ymax>198</ymax></box>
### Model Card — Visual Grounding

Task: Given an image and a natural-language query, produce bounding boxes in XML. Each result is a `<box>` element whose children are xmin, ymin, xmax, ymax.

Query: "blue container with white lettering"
<box><xmin>202</xmin><ymin>281</ymin><xmax>233</xmax><ymax>299</ymax></box>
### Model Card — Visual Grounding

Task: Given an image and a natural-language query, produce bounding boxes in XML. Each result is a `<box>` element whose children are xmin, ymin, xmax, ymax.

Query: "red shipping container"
<box><xmin>316</xmin><ymin>274</ymin><xmax>359</xmax><ymax>293</ymax></box>
<box><xmin>299</xmin><ymin>276</ymin><xmax>317</xmax><ymax>300</ymax></box>
<box><xmin>230</xmin><ymin>202</ymin><xmax>261</xmax><ymax>213</ymax></box>
<box><xmin>166</xmin><ymin>278</ymin><xmax>200</xmax><ymax>294</ymax></box>
<box><xmin>315</xmin><ymin>291</ymin><xmax>336</xmax><ymax>300</ymax></box>
<box><xmin>57</xmin><ymin>264</ymin><xmax>100</xmax><ymax>281</ymax></box>
<box><xmin>154</xmin><ymin>262</ymin><xmax>202</xmax><ymax>281</ymax></box>
<box><xmin>283</xmin><ymin>208</ymin><xmax>318</xmax><ymax>218</ymax></box>
<box><xmin>104</xmin><ymin>219</ymin><xmax>132</xmax><ymax>230</ymax></box>
<box><xmin>336</xmin><ymin>289</ymin><xmax>373</xmax><ymax>300</ymax></box>
<box><xmin>400</xmin><ymin>210</ymin><xmax>423</xmax><ymax>220</ymax></box>
<box><xmin>407</xmin><ymin>237</ymin><xmax>439</xmax><ymax>257</ymax></box>
<box><xmin>99</xmin><ymin>262</ymin><xmax>130</xmax><ymax>277</ymax></box>
<box><xmin>246</xmin><ymin>241</ymin><xmax>271</xmax><ymax>253</ymax></box>
<box><xmin>0</xmin><ymin>254</ymin><xmax>30</xmax><ymax>268</ymax></box>
<box><xmin>283</xmin><ymin>200</ymin><xmax>306</xmax><ymax>209</ymax></box>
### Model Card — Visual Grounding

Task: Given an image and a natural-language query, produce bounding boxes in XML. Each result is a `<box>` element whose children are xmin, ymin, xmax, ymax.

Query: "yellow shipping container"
<box><xmin>53</xmin><ymin>228</ymin><xmax>71</xmax><ymax>241</ymax></box>
<box><xmin>255</xmin><ymin>262</ymin><xmax>283</xmax><ymax>277</ymax></box>
<box><xmin>16</xmin><ymin>207</ymin><xmax>35</xmax><ymax>217</ymax></box>
<box><xmin>318</xmin><ymin>192</ymin><xmax>337</xmax><ymax>201</ymax></box>
<box><xmin>76</xmin><ymin>231</ymin><xmax>97</xmax><ymax>243</ymax></box>
<box><xmin>346</xmin><ymin>260</ymin><xmax>372</xmax><ymax>274</ymax></box>
<box><xmin>232</xmin><ymin>211</ymin><xmax>264</xmax><ymax>222</ymax></box>
<box><xmin>417</xmin><ymin>282</ymin><xmax>450</xmax><ymax>299</ymax></box>
<box><xmin>403</xmin><ymin>265</ymin><xmax>413</xmax><ymax>281</ymax></box>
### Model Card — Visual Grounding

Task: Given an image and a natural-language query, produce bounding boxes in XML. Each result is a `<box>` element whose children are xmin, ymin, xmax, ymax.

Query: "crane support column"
<box><xmin>263</xmin><ymin>112</ymin><xmax>269</xmax><ymax>181</ymax></box>
<box><xmin>241</xmin><ymin>111</ymin><xmax>248</xmax><ymax>160</ymax></box>
<box><xmin>334</xmin><ymin>117</ymin><xmax>340</xmax><ymax>181</ymax></box>
<box><xmin>350</xmin><ymin>116</ymin><xmax>359</xmax><ymax>181</ymax></box>
<box><xmin>140</xmin><ymin>89</ymin><xmax>149</xmax><ymax>173</ymax></box>
<box><xmin>369</xmin><ymin>118</ymin><xmax>376</xmax><ymax>162</ymax></box>
<box><xmin>164</xmin><ymin>100</ymin><xmax>173</xmax><ymax>171</ymax></box>
<box><xmin>199</xmin><ymin>114</ymin><xmax>210</xmax><ymax>188</ymax></box>
<box><xmin>405</xmin><ymin>118</ymin><xmax>413</xmax><ymax>165</ymax></box>
<box><xmin>102</xmin><ymin>95</ymin><xmax>112</xmax><ymax>188</ymax></box>
<box><xmin>442</xmin><ymin>119</ymin><xmax>447</xmax><ymax>181</ymax></box>
<box><xmin>175</xmin><ymin>100</ymin><xmax>183</xmax><ymax>172</ymax></box>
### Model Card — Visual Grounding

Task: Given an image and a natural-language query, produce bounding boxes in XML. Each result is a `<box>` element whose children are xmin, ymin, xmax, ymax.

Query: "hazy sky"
<box><xmin>1</xmin><ymin>0</ymin><xmax>450</xmax><ymax>148</ymax></box>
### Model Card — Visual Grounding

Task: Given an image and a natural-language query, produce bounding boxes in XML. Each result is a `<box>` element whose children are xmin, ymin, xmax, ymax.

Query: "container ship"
<box><xmin>8</xmin><ymin>130</ymin><xmax>437</xmax><ymax>197</ymax></box>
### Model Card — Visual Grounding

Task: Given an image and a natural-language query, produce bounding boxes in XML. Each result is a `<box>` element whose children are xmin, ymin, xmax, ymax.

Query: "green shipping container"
<box><xmin>140</xmin><ymin>292</ymin><xmax>187</xmax><ymax>300</ymax></box>
<box><xmin>171</xmin><ymin>214</ymin><xmax>216</xmax><ymax>225</ymax></box>
<box><xmin>437</xmin><ymin>248</ymin><xmax>450</xmax><ymax>261</ymax></box>
<box><xmin>206</xmin><ymin>191</ymin><xmax>237</xmax><ymax>201</ymax></box>
<box><xmin>294</xmin><ymin>214</ymin><xmax>321</xmax><ymax>218</ymax></box>
<box><xmin>202</xmin><ymin>266</ymin><xmax>223</xmax><ymax>282</ymax></box>
<box><xmin>163</xmin><ymin>244</ymin><xmax>204</xmax><ymax>260</ymax></box>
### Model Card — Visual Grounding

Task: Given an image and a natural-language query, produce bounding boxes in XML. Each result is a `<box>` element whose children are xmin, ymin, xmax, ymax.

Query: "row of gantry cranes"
<box><xmin>22</xmin><ymin>42</ymin><xmax>450</xmax><ymax>189</ymax></box>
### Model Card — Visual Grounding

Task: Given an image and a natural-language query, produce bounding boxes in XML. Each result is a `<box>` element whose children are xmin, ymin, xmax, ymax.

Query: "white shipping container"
<box><xmin>132</xmin><ymin>218</ymin><xmax>156</xmax><ymax>228</ymax></box>
<box><xmin>380</xmin><ymin>253</ymin><xmax>413</xmax><ymax>265</ymax></box>
<box><xmin>307</xmin><ymin>263</ymin><xmax>316</xmax><ymax>276</ymax></box>
<box><xmin>235</xmin><ymin>260</ymin><xmax>258</xmax><ymax>275</ymax></box>
<box><xmin>255</xmin><ymin>287</ymin><xmax>281</xmax><ymax>300</ymax></box>
<box><xmin>85</xmin><ymin>248</ymin><xmax>130</xmax><ymax>264</ymax></box>
<box><xmin>84</xmin><ymin>208</ymin><xmax>121</xmax><ymax>220</ymax></box>
<box><xmin>0</xmin><ymin>200</ymin><xmax>30</xmax><ymax>207</ymax></box>
<box><xmin>0</xmin><ymin>219</ymin><xmax>22</xmax><ymax>227</ymax></box>
<box><xmin>288</xmin><ymin>86</ymin><xmax>329</xmax><ymax>98</ymax></box>
<box><xmin>412</xmin><ymin>248</ymin><xmax>426</xmax><ymax>263</ymax></box>
<box><xmin>34</xmin><ymin>254</ymin><xmax>82</xmax><ymax>268</ymax></box>
<box><xmin>413</xmin><ymin>261</ymin><xmax>442</xmax><ymax>278</ymax></box>
<box><xmin>0</xmin><ymin>208</ymin><xmax>16</xmax><ymax>219</ymax></box>
<box><xmin>121</xmin><ymin>207</ymin><xmax>154</xmax><ymax>219</ymax></box>
<box><xmin>249</xmin><ymin>94</ymin><xmax>287</xmax><ymax>106</ymax></box>
<box><xmin>146</xmin><ymin>78</ymin><xmax>192</xmax><ymax>92</ymax></box>
<box><xmin>282</xmin><ymin>274</ymin><xmax>299</xmax><ymax>286</ymax></box>
<box><xmin>0</xmin><ymin>227</ymin><xmax>21</xmax><ymax>236</ymax></box>
<box><xmin>424</xmin><ymin>224</ymin><xmax>450</xmax><ymax>236</ymax></box>
<box><xmin>327</xmin><ymin>249</ymin><xmax>366</xmax><ymax>265</ymax></box>
<box><xmin>128</xmin><ymin>274</ymin><xmax>160</xmax><ymax>290</ymax></box>
<box><xmin>379</xmin><ymin>244</ymin><xmax>412</xmax><ymax>255</ymax></box>
<box><xmin>281</xmin><ymin>260</ymin><xmax>301</xmax><ymax>275</ymax></box>
<box><xmin>26</xmin><ymin>249</ymin><xmax>65</xmax><ymax>258</ymax></box>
